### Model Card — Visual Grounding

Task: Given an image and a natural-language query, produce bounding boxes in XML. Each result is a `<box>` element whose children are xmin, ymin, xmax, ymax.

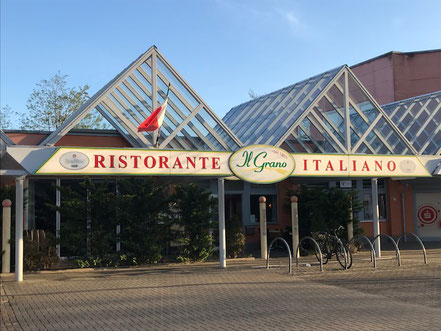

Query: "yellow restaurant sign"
<box><xmin>35</xmin><ymin>146</ymin><xmax>431</xmax><ymax>181</ymax></box>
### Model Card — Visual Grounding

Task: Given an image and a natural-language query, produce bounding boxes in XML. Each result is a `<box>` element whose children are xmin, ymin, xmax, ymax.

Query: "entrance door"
<box><xmin>415</xmin><ymin>193</ymin><xmax>441</xmax><ymax>239</ymax></box>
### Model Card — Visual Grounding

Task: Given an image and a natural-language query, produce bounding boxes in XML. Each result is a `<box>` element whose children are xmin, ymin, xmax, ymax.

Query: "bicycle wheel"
<box><xmin>314</xmin><ymin>246</ymin><xmax>329</xmax><ymax>264</ymax></box>
<box><xmin>336</xmin><ymin>245</ymin><xmax>352</xmax><ymax>269</ymax></box>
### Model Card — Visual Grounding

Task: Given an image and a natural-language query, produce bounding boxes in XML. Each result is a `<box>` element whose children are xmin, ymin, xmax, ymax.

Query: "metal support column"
<box><xmin>2</xmin><ymin>199</ymin><xmax>12</xmax><ymax>273</ymax></box>
<box><xmin>15</xmin><ymin>176</ymin><xmax>25</xmax><ymax>282</ymax></box>
<box><xmin>371</xmin><ymin>178</ymin><xmax>381</xmax><ymax>258</ymax></box>
<box><xmin>259</xmin><ymin>196</ymin><xmax>267</xmax><ymax>260</ymax></box>
<box><xmin>291</xmin><ymin>196</ymin><xmax>299</xmax><ymax>258</ymax></box>
<box><xmin>56</xmin><ymin>178</ymin><xmax>61</xmax><ymax>256</ymax></box>
<box><xmin>218</xmin><ymin>178</ymin><xmax>226</xmax><ymax>268</ymax></box>
<box><xmin>347</xmin><ymin>198</ymin><xmax>354</xmax><ymax>242</ymax></box>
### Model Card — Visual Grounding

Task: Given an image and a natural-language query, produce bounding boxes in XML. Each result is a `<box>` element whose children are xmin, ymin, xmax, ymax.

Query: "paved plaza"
<box><xmin>1</xmin><ymin>249</ymin><xmax>441</xmax><ymax>330</ymax></box>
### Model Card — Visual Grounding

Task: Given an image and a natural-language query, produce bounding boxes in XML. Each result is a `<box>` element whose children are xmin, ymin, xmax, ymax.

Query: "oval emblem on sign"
<box><xmin>229</xmin><ymin>145</ymin><xmax>295</xmax><ymax>184</ymax></box>
<box><xmin>59</xmin><ymin>152</ymin><xmax>89</xmax><ymax>170</ymax></box>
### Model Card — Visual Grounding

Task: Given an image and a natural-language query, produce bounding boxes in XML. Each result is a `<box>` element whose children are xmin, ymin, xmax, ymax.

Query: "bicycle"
<box><xmin>311</xmin><ymin>226</ymin><xmax>352</xmax><ymax>269</ymax></box>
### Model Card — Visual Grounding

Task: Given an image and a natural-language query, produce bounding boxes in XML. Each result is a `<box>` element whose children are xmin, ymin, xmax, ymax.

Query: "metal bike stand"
<box><xmin>295</xmin><ymin>236</ymin><xmax>323</xmax><ymax>272</ymax></box>
<box><xmin>372</xmin><ymin>234</ymin><xmax>401</xmax><ymax>267</ymax></box>
<box><xmin>348</xmin><ymin>234</ymin><xmax>376</xmax><ymax>268</ymax></box>
<box><xmin>267</xmin><ymin>237</ymin><xmax>293</xmax><ymax>275</ymax></box>
<box><xmin>397</xmin><ymin>232</ymin><xmax>428</xmax><ymax>264</ymax></box>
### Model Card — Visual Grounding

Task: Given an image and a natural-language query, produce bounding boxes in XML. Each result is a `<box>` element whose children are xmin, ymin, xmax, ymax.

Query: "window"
<box><xmin>358</xmin><ymin>179</ymin><xmax>387</xmax><ymax>221</ymax></box>
<box><xmin>249</xmin><ymin>194</ymin><xmax>278</xmax><ymax>224</ymax></box>
<box><xmin>362</xmin><ymin>193</ymin><xmax>387</xmax><ymax>220</ymax></box>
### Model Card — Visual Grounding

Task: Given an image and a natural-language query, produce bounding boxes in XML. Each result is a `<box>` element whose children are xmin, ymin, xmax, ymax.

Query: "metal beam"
<box><xmin>291</xmin><ymin>131</ymin><xmax>314</xmax><ymax>153</ymax></box>
<box><xmin>412</xmin><ymin>100</ymin><xmax>441</xmax><ymax>141</ymax></box>
<box><xmin>100</xmin><ymin>100</ymin><xmax>153</xmax><ymax>147</ymax></box>
<box><xmin>159</xmin><ymin>104</ymin><xmax>203</xmax><ymax>148</ymax></box>
<box><xmin>0</xmin><ymin>130</ymin><xmax>14</xmax><ymax>145</ymax></box>
<box><xmin>352</xmin><ymin>113</ymin><xmax>383</xmax><ymax>152</ymax></box>
<box><xmin>142</xmin><ymin>66</ymin><xmax>228</xmax><ymax>150</ymax></box>
<box><xmin>95</xmin><ymin>106</ymin><xmax>143</xmax><ymax>147</ymax></box>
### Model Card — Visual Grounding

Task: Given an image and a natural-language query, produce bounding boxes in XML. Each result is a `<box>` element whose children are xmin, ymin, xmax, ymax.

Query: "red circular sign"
<box><xmin>417</xmin><ymin>205</ymin><xmax>438</xmax><ymax>225</ymax></box>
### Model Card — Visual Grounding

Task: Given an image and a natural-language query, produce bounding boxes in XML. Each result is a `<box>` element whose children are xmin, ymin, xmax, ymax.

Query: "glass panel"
<box><xmin>113</xmin><ymin>89</ymin><xmax>144</xmax><ymax>122</ymax></box>
<box><xmin>157</xmin><ymin>58</ymin><xmax>199</xmax><ymax>109</ymax></box>
<box><xmin>312</xmin><ymin>107</ymin><xmax>345</xmax><ymax>146</ymax></box>
<box><xmin>133</xmin><ymin>69</ymin><xmax>153</xmax><ymax>93</ymax></box>
<box><xmin>356</xmin><ymin>142</ymin><xmax>372</xmax><ymax>154</ymax></box>
<box><xmin>120</xmin><ymin>81</ymin><xmax>152</xmax><ymax>114</ymax></box>
<box><xmin>75</xmin><ymin>107</ymin><xmax>112</xmax><ymax>130</ymax></box>
<box><xmin>96</xmin><ymin>104</ymin><xmax>129</xmax><ymax>135</ymax></box>
<box><xmin>28</xmin><ymin>179</ymin><xmax>56</xmax><ymax>233</ymax></box>
<box><xmin>126</xmin><ymin>76</ymin><xmax>153</xmax><ymax>109</ymax></box>
<box><xmin>60</xmin><ymin>179</ymin><xmax>87</xmax><ymax>257</ymax></box>
<box><xmin>108</xmin><ymin>94</ymin><xmax>142</xmax><ymax>126</ymax></box>
<box><xmin>157</xmin><ymin>77</ymin><xmax>191</xmax><ymax>117</ymax></box>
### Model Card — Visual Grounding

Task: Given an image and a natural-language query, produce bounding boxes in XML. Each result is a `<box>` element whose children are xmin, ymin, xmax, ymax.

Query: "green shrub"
<box><xmin>172</xmin><ymin>183</ymin><xmax>217</xmax><ymax>262</ymax></box>
<box><xmin>226</xmin><ymin>215</ymin><xmax>245</xmax><ymax>258</ymax></box>
<box><xmin>23</xmin><ymin>230</ymin><xmax>59</xmax><ymax>271</ymax></box>
<box><xmin>286</xmin><ymin>186</ymin><xmax>363</xmax><ymax>239</ymax></box>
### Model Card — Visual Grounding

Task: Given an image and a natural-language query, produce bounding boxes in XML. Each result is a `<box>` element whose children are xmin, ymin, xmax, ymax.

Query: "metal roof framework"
<box><xmin>1</xmin><ymin>129</ymin><xmax>15</xmax><ymax>148</ymax></box>
<box><xmin>382</xmin><ymin>91</ymin><xmax>441</xmax><ymax>155</ymax></box>
<box><xmin>224</xmin><ymin>66</ymin><xmax>418</xmax><ymax>155</ymax></box>
<box><xmin>39</xmin><ymin>46</ymin><xmax>243</xmax><ymax>151</ymax></box>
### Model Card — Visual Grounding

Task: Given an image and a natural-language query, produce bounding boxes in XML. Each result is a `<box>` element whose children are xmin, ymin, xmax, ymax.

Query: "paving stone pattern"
<box><xmin>1</xmin><ymin>251</ymin><xmax>441</xmax><ymax>331</ymax></box>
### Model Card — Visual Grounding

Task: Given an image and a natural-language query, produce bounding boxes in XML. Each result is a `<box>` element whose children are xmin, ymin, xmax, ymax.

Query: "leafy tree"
<box><xmin>172</xmin><ymin>183</ymin><xmax>217</xmax><ymax>262</ymax></box>
<box><xmin>21</xmin><ymin>72</ymin><xmax>108</xmax><ymax>130</ymax></box>
<box><xmin>0</xmin><ymin>105</ymin><xmax>14</xmax><ymax>129</ymax></box>
<box><xmin>287</xmin><ymin>186</ymin><xmax>363</xmax><ymax>239</ymax></box>
<box><xmin>55</xmin><ymin>178</ymin><xmax>117</xmax><ymax>258</ymax></box>
<box><xmin>248</xmin><ymin>89</ymin><xmax>260</xmax><ymax>99</ymax></box>
<box><xmin>116</xmin><ymin>178</ymin><xmax>173</xmax><ymax>264</ymax></box>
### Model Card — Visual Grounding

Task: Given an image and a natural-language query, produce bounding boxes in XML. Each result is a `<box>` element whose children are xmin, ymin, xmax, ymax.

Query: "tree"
<box><xmin>248</xmin><ymin>89</ymin><xmax>260</xmax><ymax>99</ymax></box>
<box><xmin>286</xmin><ymin>186</ymin><xmax>363</xmax><ymax>238</ymax></box>
<box><xmin>21</xmin><ymin>73</ymin><xmax>108</xmax><ymax>131</ymax></box>
<box><xmin>0</xmin><ymin>105</ymin><xmax>14</xmax><ymax>130</ymax></box>
<box><xmin>172</xmin><ymin>183</ymin><xmax>217</xmax><ymax>262</ymax></box>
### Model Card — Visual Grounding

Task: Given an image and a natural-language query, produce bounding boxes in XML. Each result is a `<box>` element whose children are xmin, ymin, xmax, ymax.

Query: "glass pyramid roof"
<box><xmin>40</xmin><ymin>47</ymin><xmax>242</xmax><ymax>151</ymax></box>
<box><xmin>382</xmin><ymin>91</ymin><xmax>441</xmax><ymax>155</ymax></box>
<box><xmin>223</xmin><ymin>66</ymin><xmax>343</xmax><ymax>146</ymax></box>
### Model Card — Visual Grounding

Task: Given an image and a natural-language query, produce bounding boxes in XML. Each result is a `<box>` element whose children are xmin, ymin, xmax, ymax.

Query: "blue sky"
<box><xmin>1</xmin><ymin>0</ymin><xmax>441</xmax><ymax>127</ymax></box>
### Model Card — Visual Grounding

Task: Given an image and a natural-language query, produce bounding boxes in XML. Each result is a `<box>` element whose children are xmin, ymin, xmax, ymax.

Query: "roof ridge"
<box><xmin>382</xmin><ymin>90</ymin><xmax>441</xmax><ymax>107</ymax></box>
<box><xmin>225</xmin><ymin>65</ymin><xmax>345</xmax><ymax>113</ymax></box>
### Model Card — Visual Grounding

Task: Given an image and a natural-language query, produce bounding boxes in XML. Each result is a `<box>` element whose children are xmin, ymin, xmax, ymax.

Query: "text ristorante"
<box><xmin>94</xmin><ymin>154</ymin><xmax>221</xmax><ymax>170</ymax></box>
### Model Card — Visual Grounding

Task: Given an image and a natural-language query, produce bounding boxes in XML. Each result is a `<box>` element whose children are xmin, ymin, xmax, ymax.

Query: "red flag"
<box><xmin>137</xmin><ymin>98</ymin><xmax>168</xmax><ymax>132</ymax></box>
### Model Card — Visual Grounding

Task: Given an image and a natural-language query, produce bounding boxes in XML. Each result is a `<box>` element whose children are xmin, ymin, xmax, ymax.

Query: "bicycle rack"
<box><xmin>266</xmin><ymin>237</ymin><xmax>292</xmax><ymax>274</ymax></box>
<box><xmin>295</xmin><ymin>236</ymin><xmax>323</xmax><ymax>272</ymax></box>
<box><xmin>396</xmin><ymin>232</ymin><xmax>428</xmax><ymax>264</ymax></box>
<box><xmin>348</xmin><ymin>235</ymin><xmax>376</xmax><ymax>268</ymax></box>
<box><xmin>372</xmin><ymin>234</ymin><xmax>401</xmax><ymax>267</ymax></box>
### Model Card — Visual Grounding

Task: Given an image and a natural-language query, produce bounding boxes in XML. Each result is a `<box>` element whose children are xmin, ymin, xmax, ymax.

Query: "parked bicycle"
<box><xmin>311</xmin><ymin>226</ymin><xmax>352</xmax><ymax>269</ymax></box>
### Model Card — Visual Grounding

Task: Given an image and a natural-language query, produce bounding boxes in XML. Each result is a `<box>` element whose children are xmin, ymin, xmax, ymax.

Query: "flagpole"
<box><xmin>155</xmin><ymin>83</ymin><xmax>171</xmax><ymax>148</ymax></box>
